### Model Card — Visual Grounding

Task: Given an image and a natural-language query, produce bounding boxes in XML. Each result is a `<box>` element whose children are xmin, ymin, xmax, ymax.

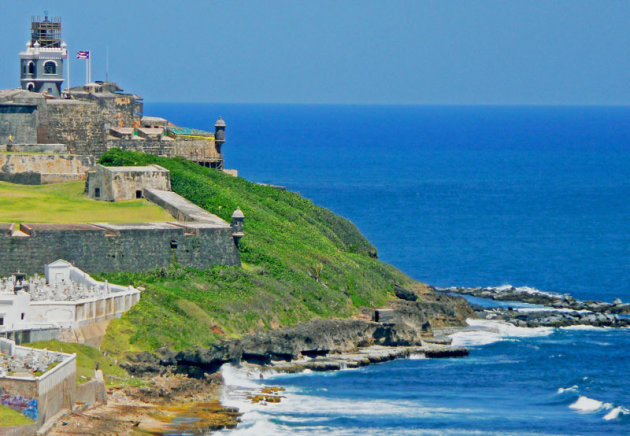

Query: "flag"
<box><xmin>76</xmin><ymin>50</ymin><xmax>90</xmax><ymax>59</ymax></box>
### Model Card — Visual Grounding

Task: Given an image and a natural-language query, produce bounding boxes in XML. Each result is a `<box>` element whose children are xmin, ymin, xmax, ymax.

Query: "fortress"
<box><xmin>1</xmin><ymin>15</ymin><xmax>231</xmax><ymax>186</ymax></box>
<box><xmin>0</xmin><ymin>16</ymin><xmax>243</xmax><ymax>277</ymax></box>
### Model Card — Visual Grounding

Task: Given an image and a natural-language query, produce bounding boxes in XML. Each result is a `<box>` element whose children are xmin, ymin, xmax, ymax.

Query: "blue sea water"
<box><xmin>145</xmin><ymin>103</ymin><xmax>630</xmax><ymax>435</ymax></box>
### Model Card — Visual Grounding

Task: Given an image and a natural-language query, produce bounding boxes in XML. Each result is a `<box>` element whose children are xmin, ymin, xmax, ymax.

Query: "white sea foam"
<box><xmin>603</xmin><ymin>406</ymin><xmax>629</xmax><ymax>421</ymax></box>
<box><xmin>516</xmin><ymin>307</ymin><xmax>589</xmax><ymax>314</ymax></box>
<box><xmin>569</xmin><ymin>396</ymin><xmax>611</xmax><ymax>413</ymax></box>
<box><xmin>220</xmin><ymin>363</ymin><xmax>481</xmax><ymax>434</ymax></box>
<box><xmin>560</xmin><ymin>325</ymin><xmax>613</xmax><ymax>331</ymax></box>
<box><xmin>491</xmin><ymin>284</ymin><xmax>559</xmax><ymax>298</ymax></box>
<box><xmin>557</xmin><ymin>385</ymin><xmax>578</xmax><ymax>394</ymax></box>
<box><xmin>449</xmin><ymin>319</ymin><xmax>553</xmax><ymax>347</ymax></box>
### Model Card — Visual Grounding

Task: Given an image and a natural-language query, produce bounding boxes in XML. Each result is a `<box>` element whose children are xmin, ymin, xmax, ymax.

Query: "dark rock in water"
<box><xmin>475</xmin><ymin>306</ymin><xmax>630</xmax><ymax>329</ymax></box>
<box><xmin>394</xmin><ymin>284</ymin><xmax>418</xmax><ymax>301</ymax></box>
<box><xmin>438</xmin><ymin>286</ymin><xmax>630</xmax><ymax>315</ymax></box>
<box><xmin>422</xmin><ymin>336</ymin><xmax>452</xmax><ymax>345</ymax></box>
<box><xmin>424</xmin><ymin>347</ymin><xmax>469</xmax><ymax>358</ymax></box>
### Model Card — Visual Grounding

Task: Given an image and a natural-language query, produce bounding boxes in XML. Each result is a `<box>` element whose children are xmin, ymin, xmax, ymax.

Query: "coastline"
<box><xmin>42</xmin><ymin>307</ymin><xmax>629</xmax><ymax>434</ymax></box>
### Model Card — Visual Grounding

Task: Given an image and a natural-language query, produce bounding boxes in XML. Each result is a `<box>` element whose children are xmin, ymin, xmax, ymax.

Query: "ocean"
<box><xmin>146</xmin><ymin>103</ymin><xmax>630</xmax><ymax>435</ymax></box>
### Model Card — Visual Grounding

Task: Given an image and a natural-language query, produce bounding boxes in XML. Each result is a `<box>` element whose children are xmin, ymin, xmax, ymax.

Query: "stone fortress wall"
<box><xmin>0</xmin><ymin>84</ymin><xmax>224</xmax><ymax>163</ymax></box>
<box><xmin>0</xmin><ymin>82</ymin><xmax>231</xmax><ymax>187</ymax></box>
<box><xmin>0</xmin><ymin>166</ymin><xmax>243</xmax><ymax>276</ymax></box>
<box><xmin>0</xmin><ymin>220</ymin><xmax>240</xmax><ymax>277</ymax></box>
<box><xmin>0</xmin><ymin>152</ymin><xmax>94</xmax><ymax>184</ymax></box>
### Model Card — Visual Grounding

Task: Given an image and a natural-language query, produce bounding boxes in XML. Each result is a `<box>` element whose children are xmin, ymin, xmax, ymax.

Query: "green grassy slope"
<box><xmin>0</xmin><ymin>181</ymin><xmax>173</xmax><ymax>223</ymax></box>
<box><xmin>25</xmin><ymin>340</ymin><xmax>128</xmax><ymax>384</ymax></box>
<box><xmin>0</xmin><ymin>405</ymin><xmax>34</xmax><ymax>426</ymax></box>
<box><xmin>97</xmin><ymin>149</ymin><xmax>424</xmax><ymax>355</ymax></box>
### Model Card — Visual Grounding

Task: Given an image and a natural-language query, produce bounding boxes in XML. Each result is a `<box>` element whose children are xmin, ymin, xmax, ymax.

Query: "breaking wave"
<box><xmin>449</xmin><ymin>319</ymin><xmax>553</xmax><ymax>347</ymax></box>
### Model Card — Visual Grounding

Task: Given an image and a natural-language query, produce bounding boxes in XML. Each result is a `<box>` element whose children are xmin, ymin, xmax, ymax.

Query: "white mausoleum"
<box><xmin>0</xmin><ymin>260</ymin><xmax>140</xmax><ymax>337</ymax></box>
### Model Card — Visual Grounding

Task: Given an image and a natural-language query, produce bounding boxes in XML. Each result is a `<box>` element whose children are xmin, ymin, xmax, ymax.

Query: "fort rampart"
<box><xmin>0</xmin><ymin>153</ymin><xmax>94</xmax><ymax>184</ymax></box>
<box><xmin>0</xmin><ymin>222</ymin><xmax>240</xmax><ymax>276</ymax></box>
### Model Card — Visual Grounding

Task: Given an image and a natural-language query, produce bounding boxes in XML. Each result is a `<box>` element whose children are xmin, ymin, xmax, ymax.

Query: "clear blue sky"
<box><xmin>1</xmin><ymin>0</ymin><xmax>628</xmax><ymax>105</ymax></box>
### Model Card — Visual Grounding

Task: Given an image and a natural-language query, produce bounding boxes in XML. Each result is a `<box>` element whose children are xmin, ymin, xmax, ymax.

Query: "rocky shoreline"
<box><xmin>436</xmin><ymin>285</ymin><xmax>630</xmax><ymax>328</ymax></box>
<box><xmin>123</xmin><ymin>293</ymin><xmax>475</xmax><ymax>378</ymax></box>
<box><xmin>436</xmin><ymin>285</ymin><xmax>630</xmax><ymax>314</ymax></box>
<box><xmin>46</xmin><ymin>292</ymin><xmax>475</xmax><ymax>434</ymax></box>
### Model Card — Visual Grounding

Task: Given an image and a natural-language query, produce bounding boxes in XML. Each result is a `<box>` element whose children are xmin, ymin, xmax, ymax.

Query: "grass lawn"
<box><xmin>0</xmin><ymin>181</ymin><xmax>173</xmax><ymax>223</ymax></box>
<box><xmin>0</xmin><ymin>404</ymin><xmax>34</xmax><ymax>426</ymax></box>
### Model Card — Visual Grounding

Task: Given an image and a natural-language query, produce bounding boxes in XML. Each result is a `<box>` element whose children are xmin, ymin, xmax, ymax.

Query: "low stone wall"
<box><xmin>0</xmin><ymin>347</ymin><xmax>75</xmax><ymax>426</ymax></box>
<box><xmin>0</xmin><ymin>423</ymin><xmax>40</xmax><ymax>435</ymax></box>
<box><xmin>29</xmin><ymin>291</ymin><xmax>140</xmax><ymax>329</ymax></box>
<box><xmin>36</xmin><ymin>357</ymin><xmax>76</xmax><ymax>425</ymax></box>
<box><xmin>144</xmin><ymin>189</ymin><xmax>227</xmax><ymax>224</ymax></box>
<box><xmin>0</xmin><ymin>153</ymin><xmax>94</xmax><ymax>184</ymax></box>
<box><xmin>75</xmin><ymin>379</ymin><xmax>105</xmax><ymax>407</ymax></box>
<box><xmin>1</xmin><ymin>328</ymin><xmax>59</xmax><ymax>345</ymax></box>
<box><xmin>0</xmin><ymin>221</ymin><xmax>240</xmax><ymax>276</ymax></box>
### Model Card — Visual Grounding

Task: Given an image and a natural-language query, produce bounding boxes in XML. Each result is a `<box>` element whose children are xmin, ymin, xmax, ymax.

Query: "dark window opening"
<box><xmin>44</xmin><ymin>61</ymin><xmax>56</xmax><ymax>74</ymax></box>
<box><xmin>28</xmin><ymin>62</ymin><xmax>35</xmax><ymax>74</ymax></box>
<box><xmin>94</xmin><ymin>188</ymin><xmax>100</xmax><ymax>198</ymax></box>
<box><xmin>0</xmin><ymin>317</ymin><xmax>4</xmax><ymax>326</ymax></box>
<box><xmin>170</xmin><ymin>240</ymin><xmax>178</xmax><ymax>249</ymax></box>
<box><xmin>136</xmin><ymin>190</ymin><xmax>143</xmax><ymax>199</ymax></box>
<box><xmin>21</xmin><ymin>313</ymin><xmax>25</xmax><ymax>320</ymax></box>
<box><xmin>27</xmin><ymin>83</ymin><xmax>35</xmax><ymax>91</ymax></box>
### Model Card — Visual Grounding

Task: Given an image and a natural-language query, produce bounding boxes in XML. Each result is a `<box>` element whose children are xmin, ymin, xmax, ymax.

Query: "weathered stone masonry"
<box><xmin>0</xmin><ymin>222</ymin><xmax>241</xmax><ymax>276</ymax></box>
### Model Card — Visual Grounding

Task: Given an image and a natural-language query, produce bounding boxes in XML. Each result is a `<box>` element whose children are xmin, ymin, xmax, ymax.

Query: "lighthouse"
<box><xmin>19</xmin><ymin>15</ymin><xmax>66</xmax><ymax>98</ymax></box>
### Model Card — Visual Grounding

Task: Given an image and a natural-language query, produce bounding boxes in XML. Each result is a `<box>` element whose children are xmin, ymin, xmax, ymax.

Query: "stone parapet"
<box><xmin>0</xmin><ymin>153</ymin><xmax>94</xmax><ymax>184</ymax></box>
<box><xmin>0</xmin><ymin>221</ymin><xmax>240</xmax><ymax>276</ymax></box>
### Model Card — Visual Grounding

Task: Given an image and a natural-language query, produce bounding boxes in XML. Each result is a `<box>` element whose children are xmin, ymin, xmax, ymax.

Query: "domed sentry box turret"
<box><xmin>214</xmin><ymin>117</ymin><xmax>226</xmax><ymax>154</ymax></box>
<box><xmin>231</xmin><ymin>207</ymin><xmax>245</xmax><ymax>246</ymax></box>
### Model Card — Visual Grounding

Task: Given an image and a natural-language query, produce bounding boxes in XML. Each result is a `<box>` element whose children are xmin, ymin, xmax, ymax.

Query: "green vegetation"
<box><xmin>97</xmin><ymin>149</ymin><xmax>419</xmax><ymax>355</ymax></box>
<box><xmin>0</xmin><ymin>181</ymin><xmax>173</xmax><ymax>223</ymax></box>
<box><xmin>25</xmin><ymin>340</ymin><xmax>127</xmax><ymax>384</ymax></box>
<box><xmin>0</xmin><ymin>404</ymin><xmax>34</xmax><ymax>426</ymax></box>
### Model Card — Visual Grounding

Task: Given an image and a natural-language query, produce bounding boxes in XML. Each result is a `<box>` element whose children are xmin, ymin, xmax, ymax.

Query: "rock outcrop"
<box><xmin>437</xmin><ymin>286</ymin><xmax>630</xmax><ymax>314</ymax></box>
<box><xmin>123</xmin><ymin>293</ymin><xmax>474</xmax><ymax>377</ymax></box>
<box><xmin>475</xmin><ymin>306</ymin><xmax>630</xmax><ymax>328</ymax></box>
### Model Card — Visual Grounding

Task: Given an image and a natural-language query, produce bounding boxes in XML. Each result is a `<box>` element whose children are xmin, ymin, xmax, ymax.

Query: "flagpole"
<box><xmin>106</xmin><ymin>46</ymin><xmax>109</xmax><ymax>82</ymax></box>
<box><xmin>66</xmin><ymin>49</ymin><xmax>70</xmax><ymax>92</ymax></box>
<box><xmin>85</xmin><ymin>53</ymin><xmax>88</xmax><ymax>84</ymax></box>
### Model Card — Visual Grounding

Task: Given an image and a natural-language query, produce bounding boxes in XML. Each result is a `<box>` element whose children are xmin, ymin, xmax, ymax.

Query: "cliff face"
<box><xmin>95</xmin><ymin>150</ymin><xmax>473</xmax><ymax>359</ymax></box>
<box><xmin>122</xmin><ymin>294</ymin><xmax>473</xmax><ymax>377</ymax></box>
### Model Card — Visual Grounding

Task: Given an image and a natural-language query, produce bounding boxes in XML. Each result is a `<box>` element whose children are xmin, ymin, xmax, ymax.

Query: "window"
<box><xmin>21</xmin><ymin>313</ymin><xmax>25</xmax><ymax>320</ymax></box>
<box><xmin>170</xmin><ymin>240</ymin><xmax>178</xmax><ymax>249</ymax></box>
<box><xmin>136</xmin><ymin>190</ymin><xmax>143</xmax><ymax>199</ymax></box>
<box><xmin>27</xmin><ymin>62</ymin><xmax>35</xmax><ymax>74</ymax></box>
<box><xmin>26</xmin><ymin>83</ymin><xmax>35</xmax><ymax>91</ymax></box>
<box><xmin>44</xmin><ymin>61</ymin><xmax>57</xmax><ymax>75</ymax></box>
<box><xmin>0</xmin><ymin>317</ymin><xmax>4</xmax><ymax>326</ymax></box>
<box><xmin>94</xmin><ymin>188</ymin><xmax>100</xmax><ymax>198</ymax></box>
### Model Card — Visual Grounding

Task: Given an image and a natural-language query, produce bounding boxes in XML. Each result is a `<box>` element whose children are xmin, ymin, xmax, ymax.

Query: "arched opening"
<box><xmin>44</xmin><ymin>61</ymin><xmax>57</xmax><ymax>75</ymax></box>
<box><xmin>26</xmin><ymin>83</ymin><xmax>35</xmax><ymax>91</ymax></box>
<box><xmin>27</xmin><ymin>62</ymin><xmax>35</xmax><ymax>75</ymax></box>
